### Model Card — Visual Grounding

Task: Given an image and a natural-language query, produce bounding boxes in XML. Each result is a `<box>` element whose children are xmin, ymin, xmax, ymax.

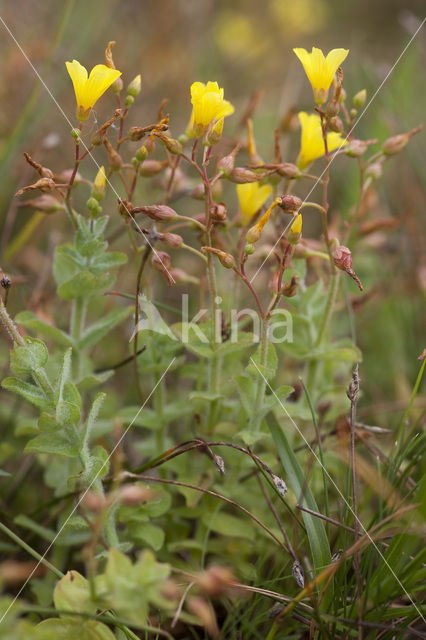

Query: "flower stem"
<box><xmin>248</xmin><ymin>316</ymin><xmax>269</xmax><ymax>433</ymax></box>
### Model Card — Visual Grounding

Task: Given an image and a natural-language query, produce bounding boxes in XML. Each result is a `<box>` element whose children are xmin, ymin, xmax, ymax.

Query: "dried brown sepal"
<box><xmin>91</xmin><ymin>109</ymin><xmax>122</xmax><ymax>146</ymax></box>
<box><xmin>15</xmin><ymin>177</ymin><xmax>56</xmax><ymax>197</ymax></box>
<box><xmin>18</xmin><ymin>194</ymin><xmax>63</xmax><ymax>213</ymax></box>
<box><xmin>418</xmin><ymin>348</ymin><xmax>426</xmax><ymax>361</ymax></box>
<box><xmin>153</xmin><ymin>131</ymin><xmax>182</xmax><ymax>155</ymax></box>
<box><xmin>382</xmin><ymin>124</ymin><xmax>423</xmax><ymax>156</ymax></box>
<box><xmin>131</xmin><ymin>204</ymin><xmax>177</xmax><ymax>221</ymax></box>
<box><xmin>201</xmin><ymin>246</ymin><xmax>235</xmax><ymax>269</ymax></box>
<box><xmin>103</xmin><ymin>139</ymin><xmax>122</xmax><ymax>171</ymax></box>
<box><xmin>152</xmin><ymin>251</ymin><xmax>174</xmax><ymax>285</ymax></box>
<box><xmin>281</xmin><ymin>274</ymin><xmax>298</xmax><ymax>297</ymax></box>
<box><xmin>128</xmin><ymin>123</ymin><xmax>169</xmax><ymax>142</ymax></box>
<box><xmin>23</xmin><ymin>153</ymin><xmax>54</xmax><ymax>179</ymax></box>
<box><xmin>332</xmin><ymin>245</ymin><xmax>363</xmax><ymax>291</ymax></box>
<box><xmin>117</xmin><ymin>198</ymin><xmax>133</xmax><ymax>220</ymax></box>
<box><xmin>226</xmin><ymin>167</ymin><xmax>267</xmax><ymax>184</ymax></box>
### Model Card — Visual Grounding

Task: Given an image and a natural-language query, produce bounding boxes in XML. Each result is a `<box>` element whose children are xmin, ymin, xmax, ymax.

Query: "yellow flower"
<box><xmin>237</xmin><ymin>182</ymin><xmax>272</xmax><ymax>225</ymax></box>
<box><xmin>290</xmin><ymin>213</ymin><xmax>302</xmax><ymax>235</ymax></box>
<box><xmin>293</xmin><ymin>47</ymin><xmax>348</xmax><ymax>104</ymax></box>
<box><xmin>66</xmin><ymin>60</ymin><xmax>122</xmax><ymax>121</ymax></box>
<box><xmin>92</xmin><ymin>166</ymin><xmax>106</xmax><ymax>201</ymax></box>
<box><xmin>296</xmin><ymin>112</ymin><xmax>347</xmax><ymax>170</ymax></box>
<box><xmin>187</xmin><ymin>81</ymin><xmax>234</xmax><ymax>138</ymax></box>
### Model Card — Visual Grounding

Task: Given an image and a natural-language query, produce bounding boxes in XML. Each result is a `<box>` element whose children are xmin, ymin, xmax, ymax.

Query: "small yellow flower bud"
<box><xmin>244</xmin><ymin>243</ymin><xmax>255</xmax><ymax>255</ymax></box>
<box><xmin>288</xmin><ymin>213</ymin><xmax>302</xmax><ymax>244</ymax></box>
<box><xmin>127</xmin><ymin>74</ymin><xmax>142</xmax><ymax>97</ymax></box>
<box><xmin>92</xmin><ymin>166</ymin><xmax>106</xmax><ymax>201</ymax></box>
<box><xmin>246</xmin><ymin>225</ymin><xmax>262</xmax><ymax>244</ymax></box>
<box><xmin>353</xmin><ymin>89</ymin><xmax>367</xmax><ymax>109</ymax></box>
<box><xmin>135</xmin><ymin>146</ymin><xmax>148</xmax><ymax>163</ymax></box>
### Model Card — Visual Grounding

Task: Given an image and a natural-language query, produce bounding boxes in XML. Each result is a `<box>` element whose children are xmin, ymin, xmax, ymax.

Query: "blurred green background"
<box><xmin>0</xmin><ymin>0</ymin><xmax>425</xmax><ymax>418</ymax></box>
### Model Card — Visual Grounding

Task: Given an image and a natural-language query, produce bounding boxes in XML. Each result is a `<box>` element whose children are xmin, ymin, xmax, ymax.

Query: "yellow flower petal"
<box><xmin>237</xmin><ymin>182</ymin><xmax>272</xmax><ymax>225</ymax></box>
<box><xmin>188</xmin><ymin>80</ymin><xmax>234</xmax><ymax>138</ymax></box>
<box><xmin>293</xmin><ymin>47</ymin><xmax>349</xmax><ymax>104</ymax></box>
<box><xmin>296</xmin><ymin>111</ymin><xmax>347</xmax><ymax>169</ymax></box>
<box><xmin>66</xmin><ymin>60</ymin><xmax>121</xmax><ymax>121</ymax></box>
<box><xmin>65</xmin><ymin>60</ymin><xmax>88</xmax><ymax>111</ymax></box>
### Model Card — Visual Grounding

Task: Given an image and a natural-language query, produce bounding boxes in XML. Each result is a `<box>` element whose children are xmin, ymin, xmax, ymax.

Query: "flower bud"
<box><xmin>127</xmin><ymin>74</ymin><xmax>142</xmax><ymax>97</ymax></box>
<box><xmin>350</xmin><ymin>108</ymin><xmax>357</xmax><ymax>118</ymax></box>
<box><xmin>19</xmin><ymin>194</ymin><xmax>63</xmax><ymax>213</ymax></box>
<box><xmin>104</xmin><ymin>139</ymin><xmax>122</xmax><ymax>171</ymax></box>
<box><xmin>201</xmin><ymin>247</ymin><xmax>235</xmax><ymax>269</ymax></box>
<box><xmin>365</xmin><ymin>161</ymin><xmax>383</xmax><ymax>181</ymax></box>
<box><xmin>288</xmin><ymin>213</ymin><xmax>302</xmax><ymax>244</ymax></box>
<box><xmin>86</xmin><ymin>196</ymin><xmax>100</xmax><ymax>214</ymax></box>
<box><xmin>345</xmin><ymin>139</ymin><xmax>368</xmax><ymax>157</ymax></box>
<box><xmin>190</xmin><ymin>183</ymin><xmax>206</xmax><ymax>200</ymax></box>
<box><xmin>277</xmin><ymin>163</ymin><xmax>301</xmax><ymax>179</ymax></box>
<box><xmin>152</xmin><ymin>251</ymin><xmax>174</xmax><ymax>284</ymax></box>
<box><xmin>118</xmin><ymin>484</ymin><xmax>155</xmax><ymax>505</ymax></box>
<box><xmin>71</xmin><ymin>127</ymin><xmax>80</xmax><ymax>140</ymax></box>
<box><xmin>135</xmin><ymin>145</ymin><xmax>148</xmax><ymax>163</ymax></box>
<box><xmin>131</xmin><ymin>204</ymin><xmax>177</xmax><ymax>221</ymax></box>
<box><xmin>326</xmin><ymin>100</ymin><xmax>340</xmax><ymax>117</ymax></box>
<box><xmin>92</xmin><ymin>166</ymin><xmax>106</xmax><ymax>201</ymax></box>
<box><xmin>278</xmin><ymin>195</ymin><xmax>302</xmax><ymax>214</ymax></box>
<box><xmin>246</xmin><ymin>225</ymin><xmax>262</xmax><ymax>244</ymax></box>
<box><xmin>382</xmin><ymin>125</ymin><xmax>423</xmax><ymax>155</ymax></box>
<box><xmin>338</xmin><ymin>87</ymin><xmax>347</xmax><ymax>103</ymax></box>
<box><xmin>160</xmin><ymin>232</ymin><xmax>183</xmax><ymax>248</ymax></box>
<box><xmin>353</xmin><ymin>89</ymin><xmax>367</xmax><ymax>109</ymax></box>
<box><xmin>139</xmin><ymin>159</ymin><xmax>168</xmax><ymax>177</ymax></box>
<box><xmin>332</xmin><ymin>245</ymin><xmax>363</xmax><ymax>291</ymax></box>
<box><xmin>125</xmin><ymin>95</ymin><xmax>134</xmax><ymax>107</ymax></box>
<box><xmin>227</xmin><ymin>168</ymin><xmax>262</xmax><ymax>184</ymax></box>
<box><xmin>81</xmin><ymin>490</ymin><xmax>106</xmax><ymax>513</ymax></box>
<box><xmin>244</xmin><ymin>243</ymin><xmax>255</xmax><ymax>255</ymax></box>
<box><xmin>154</xmin><ymin>131</ymin><xmax>182</xmax><ymax>155</ymax></box>
<box><xmin>328</xmin><ymin>116</ymin><xmax>344</xmax><ymax>134</ymax></box>
<box><xmin>217</xmin><ymin>153</ymin><xmax>236</xmax><ymax>176</ymax></box>
<box><xmin>210</xmin><ymin>202</ymin><xmax>227</xmax><ymax>222</ymax></box>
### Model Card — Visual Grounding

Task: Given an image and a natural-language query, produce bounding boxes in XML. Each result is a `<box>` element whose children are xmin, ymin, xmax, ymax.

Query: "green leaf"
<box><xmin>81</xmin><ymin>445</ymin><xmax>109</xmax><ymax>485</ymax></box>
<box><xmin>15</xmin><ymin>311</ymin><xmax>75</xmax><ymax>348</ymax></box>
<box><xmin>201</xmin><ymin>510</ymin><xmax>254</xmax><ymax>540</ymax></box>
<box><xmin>25</xmin><ymin>431</ymin><xmax>80</xmax><ymax>457</ymax></box>
<box><xmin>171</xmin><ymin>322</ymin><xmax>213</xmax><ymax>357</ymax></box>
<box><xmin>267</xmin><ymin>412</ymin><xmax>332</xmax><ymax>599</ymax></box>
<box><xmin>77</xmin><ymin>307</ymin><xmax>132</xmax><ymax>350</ymax></box>
<box><xmin>10</xmin><ymin>337</ymin><xmax>48</xmax><ymax>376</ymax></box>
<box><xmin>54</xmin><ymin>570</ymin><xmax>96</xmax><ymax>616</ymax></box>
<box><xmin>216</xmin><ymin>332</ymin><xmax>257</xmax><ymax>356</ymax></box>
<box><xmin>310</xmin><ymin>339</ymin><xmax>363</xmax><ymax>363</ymax></box>
<box><xmin>2</xmin><ymin>377</ymin><xmax>51</xmax><ymax>410</ymax></box>
<box><xmin>246</xmin><ymin>342</ymin><xmax>277</xmax><ymax>380</ymax></box>
<box><xmin>55</xmin><ymin>348</ymin><xmax>72</xmax><ymax>403</ymax></box>
<box><xmin>128</xmin><ymin>522</ymin><xmax>165</xmax><ymax>551</ymax></box>
<box><xmin>56</xmin><ymin>400</ymin><xmax>81</xmax><ymax>427</ymax></box>
<box><xmin>53</xmin><ymin>245</ymin><xmax>84</xmax><ymax>287</ymax></box>
<box><xmin>57</xmin><ymin>271</ymin><xmax>115</xmax><ymax>300</ymax></box>
<box><xmin>89</xmin><ymin>251</ymin><xmax>127</xmax><ymax>274</ymax></box>
<box><xmin>76</xmin><ymin>370</ymin><xmax>114</xmax><ymax>391</ymax></box>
